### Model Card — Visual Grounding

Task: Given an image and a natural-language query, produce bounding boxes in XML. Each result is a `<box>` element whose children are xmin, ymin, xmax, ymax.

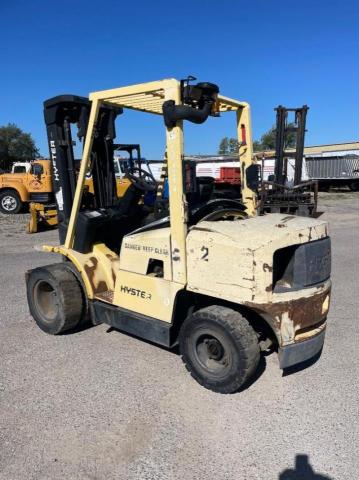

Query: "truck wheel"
<box><xmin>0</xmin><ymin>190</ymin><xmax>22</xmax><ymax>213</ymax></box>
<box><xmin>179</xmin><ymin>306</ymin><xmax>260</xmax><ymax>393</ymax></box>
<box><xmin>26</xmin><ymin>263</ymin><xmax>85</xmax><ymax>334</ymax></box>
<box><xmin>349</xmin><ymin>180</ymin><xmax>359</xmax><ymax>191</ymax></box>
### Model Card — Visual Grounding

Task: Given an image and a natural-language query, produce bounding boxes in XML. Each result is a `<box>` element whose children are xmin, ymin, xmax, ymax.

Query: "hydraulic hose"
<box><xmin>162</xmin><ymin>100</ymin><xmax>213</xmax><ymax>128</ymax></box>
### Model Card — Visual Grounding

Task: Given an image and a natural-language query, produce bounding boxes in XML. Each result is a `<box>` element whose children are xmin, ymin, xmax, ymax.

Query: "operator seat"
<box><xmin>73</xmin><ymin>184</ymin><xmax>148</xmax><ymax>254</ymax></box>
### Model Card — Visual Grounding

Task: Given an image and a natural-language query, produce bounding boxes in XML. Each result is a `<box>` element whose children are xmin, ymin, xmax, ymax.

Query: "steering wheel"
<box><xmin>125</xmin><ymin>167</ymin><xmax>157</xmax><ymax>192</ymax></box>
<box><xmin>199</xmin><ymin>208</ymin><xmax>247</xmax><ymax>222</ymax></box>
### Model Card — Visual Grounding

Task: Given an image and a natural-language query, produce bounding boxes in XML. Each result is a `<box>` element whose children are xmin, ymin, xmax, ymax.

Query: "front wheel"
<box><xmin>179</xmin><ymin>306</ymin><xmax>260</xmax><ymax>393</ymax></box>
<box><xmin>0</xmin><ymin>190</ymin><xmax>22</xmax><ymax>213</ymax></box>
<box><xmin>26</xmin><ymin>263</ymin><xmax>85</xmax><ymax>334</ymax></box>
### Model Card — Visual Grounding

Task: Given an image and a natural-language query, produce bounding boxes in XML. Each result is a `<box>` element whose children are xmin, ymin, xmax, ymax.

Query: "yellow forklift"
<box><xmin>26</xmin><ymin>78</ymin><xmax>331</xmax><ymax>393</ymax></box>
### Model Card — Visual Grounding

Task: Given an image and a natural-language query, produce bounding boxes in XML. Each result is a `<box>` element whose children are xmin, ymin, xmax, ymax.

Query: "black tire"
<box><xmin>349</xmin><ymin>180</ymin><xmax>359</xmax><ymax>192</ymax></box>
<box><xmin>179</xmin><ymin>306</ymin><xmax>260</xmax><ymax>393</ymax></box>
<box><xmin>26</xmin><ymin>263</ymin><xmax>85</xmax><ymax>334</ymax></box>
<box><xmin>0</xmin><ymin>189</ymin><xmax>22</xmax><ymax>213</ymax></box>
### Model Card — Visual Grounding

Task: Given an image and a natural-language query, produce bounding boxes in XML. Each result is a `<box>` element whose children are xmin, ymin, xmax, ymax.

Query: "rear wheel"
<box><xmin>26</xmin><ymin>263</ymin><xmax>85</xmax><ymax>334</ymax></box>
<box><xmin>0</xmin><ymin>190</ymin><xmax>22</xmax><ymax>213</ymax></box>
<box><xmin>179</xmin><ymin>306</ymin><xmax>260</xmax><ymax>393</ymax></box>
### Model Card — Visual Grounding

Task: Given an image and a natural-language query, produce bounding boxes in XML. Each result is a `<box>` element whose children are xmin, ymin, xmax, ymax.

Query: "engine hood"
<box><xmin>186</xmin><ymin>213</ymin><xmax>329</xmax><ymax>304</ymax></box>
<box><xmin>190</xmin><ymin>214</ymin><xmax>328</xmax><ymax>250</ymax></box>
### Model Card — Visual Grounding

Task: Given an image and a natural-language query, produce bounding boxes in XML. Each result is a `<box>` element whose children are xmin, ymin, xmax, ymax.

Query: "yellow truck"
<box><xmin>0</xmin><ymin>159</ymin><xmax>53</xmax><ymax>214</ymax></box>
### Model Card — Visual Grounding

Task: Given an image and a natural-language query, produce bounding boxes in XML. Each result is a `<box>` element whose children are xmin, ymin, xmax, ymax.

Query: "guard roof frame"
<box><xmin>64</xmin><ymin>78</ymin><xmax>256</xmax><ymax>286</ymax></box>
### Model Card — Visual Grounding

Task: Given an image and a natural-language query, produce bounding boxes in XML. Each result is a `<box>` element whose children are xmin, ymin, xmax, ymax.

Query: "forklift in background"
<box><xmin>26</xmin><ymin>79</ymin><xmax>331</xmax><ymax>393</ymax></box>
<box><xmin>258</xmin><ymin>105</ymin><xmax>318</xmax><ymax>217</ymax></box>
<box><xmin>27</xmin><ymin>142</ymin><xmax>154</xmax><ymax>233</ymax></box>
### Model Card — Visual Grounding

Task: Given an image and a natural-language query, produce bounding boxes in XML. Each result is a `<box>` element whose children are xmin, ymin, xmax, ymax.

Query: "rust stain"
<box><xmin>105</xmin><ymin>253</ymin><xmax>119</xmax><ymax>263</ymax></box>
<box><xmin>83</xmin><ymin>257</ymin><xmax>108</xmax><ymax>294</ymax></box>
<box><xmin>245</xmin><ymin>287</ymin><xmax>330</xmax><ymax>333</ymax></box>
<box><xmin>308</xmin><ymin>226</ymin><xmax>313</xmax><ymax>241</ymax></box>
<box><xmin>276</xmin><ymin>223</ymin><xmax>287</xmax><ymax>228</ymax></box>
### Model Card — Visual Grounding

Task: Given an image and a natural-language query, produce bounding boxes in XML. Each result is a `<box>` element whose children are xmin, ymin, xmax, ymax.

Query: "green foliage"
<box><xmin>0</xmin><ymin>123</ymin><xmax>39</xmax><ymax>171</ymax></box>
<box><xmin>252</xmin><ymin>140</ymin><xmax>263</xmax><ymax>152</ymax></box>
<box><xmin>218</xmin><ymin>137</ymin><xmax>239</xmax><ymax>155</ymax></box>
<box><xmin>218</xmin><ymin>124</ymin><xmax>298</xmax><ymax>153</ymax></box>
<box><xmin>218</xmin><ymin>137</ymin><xmax>229</xmax><ymax>155</ymax></box>
<box><xmin>259</xmin><ymin>126</ymin><xmax>277</xmax><ymax>150</ymax></box>
<box><xmin>228</xmin><ymin>138</ymin><xmax>239</xmax><ymax>154</ymax></box>
<box><xmin>253</xmin><ymin>123</ymin><xmax>297</xmax><ymax>152</ymax></box>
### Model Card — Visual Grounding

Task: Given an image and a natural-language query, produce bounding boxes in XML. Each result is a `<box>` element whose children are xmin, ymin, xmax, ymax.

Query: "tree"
<box><xmin>219</xmin><ymin>123</ymin><xmax>297</xmax><ymax>154</ymax></box>
<box><xmin>0</xmin><ymin>123</ymin><xmax>39</xmax><ymax>171</ymax></box>
<box><xmin>218</xmin><ymin>137</ymin><xmax>229</xmax><ymax>155</ymax></box>
<box><xmin>252</xmin><ymin>140</ymin><xmax>263</xmax><ymax>152</ymax></box>
<box><xmin>259</xmin><ymin>126</ymin><xmax>277</xmax><ymax>150</ymax></box>
<box><xmin>228</xmin><ymin>138</ymin><xmax>239</xmax><ymax>154</ymax></box>
<box><xmin>253</xmin><ymin>123</ymin><xmax>297</xmax><ymax>152</ymax></box>
<box><xmin>218</xmin><ymin>137</ymin><xmax>239</xmax><ymax>155</ymax></box>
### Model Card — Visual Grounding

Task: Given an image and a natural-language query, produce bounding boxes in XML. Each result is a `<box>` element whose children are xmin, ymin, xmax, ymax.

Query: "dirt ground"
<box><xmin>0</xmin><ymin>192</ymin><xmax>358</xmax><ymax>480</ymax></box>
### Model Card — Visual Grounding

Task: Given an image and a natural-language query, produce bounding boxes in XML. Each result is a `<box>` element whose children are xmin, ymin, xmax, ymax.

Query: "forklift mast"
<box><xmin>43</xmin><ymin>95</ymin><xmax>122</xmax><ymax>243</ymax></box>
<box><xmin>274</xmin><ymin>105</ymin><xmax>308</xmax><ymax>186</ymax></box>
<box><xmin>259</xmin><ymin>104</ymin><xmax>317</xmax><ymax>217</ymax></box>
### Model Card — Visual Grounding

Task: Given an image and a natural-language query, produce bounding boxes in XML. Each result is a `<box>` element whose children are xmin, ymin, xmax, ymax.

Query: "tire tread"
<box><xmin>179</xmin><ymin>305</ymin><xmax>260</xmax><ymax>393</ymax></box>
<box><xmin>27</xmin><ymin>263</ymin><xmax>84</xmax><ymax>334</ymax></box>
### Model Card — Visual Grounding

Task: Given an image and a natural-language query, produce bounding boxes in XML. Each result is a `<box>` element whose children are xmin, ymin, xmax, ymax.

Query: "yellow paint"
<box><xmin>0</xmin><ymin>159</ymin><xmax>52</xmax><ymax>203</ymax></box>
<box><xmin>113</xmin><ymin>270</ymin><xmax>183</xmax><ymax>323</ymax></box>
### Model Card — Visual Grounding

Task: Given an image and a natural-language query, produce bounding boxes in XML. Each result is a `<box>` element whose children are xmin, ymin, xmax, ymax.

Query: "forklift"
<box><xmin>26</xmin><ymin>78</ymin><xmax>331</xmax><ymax>393</ymax></box>
<box><xmin>258</xmin><ymin>105</ymin><xmax>318</xmax><ymax>217</ymax></box>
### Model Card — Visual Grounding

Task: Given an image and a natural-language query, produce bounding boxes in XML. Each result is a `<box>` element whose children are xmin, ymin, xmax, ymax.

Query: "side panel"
<box><xmin>0</xmin><ymin>175</ymin><xmax>30</xmax><ymax>202</ymax></box>
<box><xmin>91</xmin><ymin>300</ymin><xmax>172</xmax><ymax>346</ymax></box>
<box><xmin>186</xmin><ymin>227</ymin><xmax>256</xmax><ymax>304</ymax></box>
<box><xmin>115</xmin><ymin>227</ymin><xmax>180</xmax><ymax>322</ymax></box>
<box><xmin>26</xmin><ymin>163</ymin><xmax>52</xmax><ymax>194</ymax></box>
<box><xmin>113</xmin><ymin>270</ymin><xmax>183</xmax><ymax>323</ymax></box>
<box><xmin>119</xmin><ymin>228</ymin><xmax>172</xmax><ymax>280</ymax></box>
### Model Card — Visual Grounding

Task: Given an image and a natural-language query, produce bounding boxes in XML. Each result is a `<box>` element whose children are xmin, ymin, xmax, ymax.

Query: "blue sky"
<box><xmin>0</xmin><ymin>0</ymin><xmax>358</xmax><ymax>158</ymax></box>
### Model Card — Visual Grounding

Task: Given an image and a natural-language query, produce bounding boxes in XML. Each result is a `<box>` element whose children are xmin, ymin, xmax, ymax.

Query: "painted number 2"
<box><xmin>201</xmin><ymin>246</ymin><xmax>209</xmax><ymax>261</ymax></box>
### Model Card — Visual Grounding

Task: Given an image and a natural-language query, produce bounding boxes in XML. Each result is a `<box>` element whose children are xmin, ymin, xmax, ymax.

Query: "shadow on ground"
<box><xmin>106</xmin><ymin>325</ymin><xmax>267</xmax><ymax>393</ymax></box>
<box><xmin>279</xmin><ymin>454</ymin><xmax>333</xmax><ymax>479</ymax></box>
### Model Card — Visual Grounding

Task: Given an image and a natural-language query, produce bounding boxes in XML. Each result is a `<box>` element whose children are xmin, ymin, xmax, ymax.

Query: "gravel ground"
<box><xmin>1</xmin><ymin>193</ymin><xmax>359</xmax><ymax>480</ymax></box>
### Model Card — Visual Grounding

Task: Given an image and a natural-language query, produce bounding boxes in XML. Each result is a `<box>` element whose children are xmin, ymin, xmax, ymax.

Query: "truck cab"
<box><xmin>0</xmin><ymin>159</ymin><xmax>53</xmax><ymax>213</ymax></box>
<box><xmin>11</xmin><ymin>162</ymin><xmax>31</xmax><ymax>174</ymax></box>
